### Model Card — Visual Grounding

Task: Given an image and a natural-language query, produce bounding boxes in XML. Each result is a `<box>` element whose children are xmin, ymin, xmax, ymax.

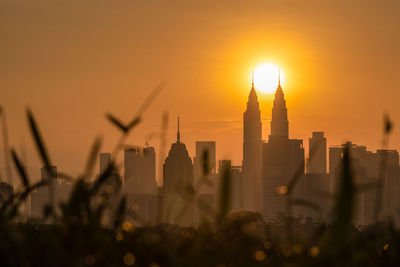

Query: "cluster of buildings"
<box><xmin>2</xmin><ymin>74</ymin><xmax>400</xmax><ymax>226</ymax></box>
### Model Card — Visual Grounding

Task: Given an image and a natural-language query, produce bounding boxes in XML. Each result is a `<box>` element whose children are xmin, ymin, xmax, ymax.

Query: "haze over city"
<box><xmin>1</xmin><ymin>0</ymin><xmax>400</xmax><ymax>182</ymax></box>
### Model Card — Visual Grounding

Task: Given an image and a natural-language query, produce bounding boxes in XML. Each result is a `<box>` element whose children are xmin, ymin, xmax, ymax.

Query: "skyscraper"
<box><xmin>328</xmin><ymin>142</ymin><xmax>400</xmax><ymax>225</ymax></box>
<box><xmin>163</xmin><ymin>117</ymin><xmax>194</xmax><ymax>225</ymax></box>
<box><xmin>242</xmin><ymin>72</ymin><xmax>262</xmax><ymax>212</ymax></box>
<box><xmin>307</xmin><ymin>132</ymin><xmax>327</xmax><ymax>174</ymax></box>
<box><xmin>30</xmin><ymin>166</ymin><xmax>73</xmax><ymax>218</ymax></box>
<box><xmin>124</xmin><ymin>147</ymin><xmax>156</xmax><ymax>195</ymax></box>
<box><xmin>303</xmin><ymin>132</ymin><xmax>329</xmax><ymax>219</ymax></box>
<box><xmin>262</xmin><ymin>76</ymin><xmax>305</xmax><ymax>220</ymax></box>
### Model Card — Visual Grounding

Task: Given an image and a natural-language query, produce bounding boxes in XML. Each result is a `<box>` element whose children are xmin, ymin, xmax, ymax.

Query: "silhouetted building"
<box><xmin>123</xmin><ymin>146</ymin><xmax>157</xmax><ymax>225</ymax></box>
<box><xmin>302</xmin><ymin>173</ymin><xmax>330</xmax><ymax>219</ymax></box>
<box><xmin>124</xmin><ymin>147</ymin><xmax>156</xmax><ymax>195</ymax></box>
<box><xmin>307</xmin><ymin>132</ymin><xmax>327</xmax><ymax>174</ymax></box>
<box><xmin>242</xmin><ymin>73</ymin><xmax>263</xmax><ymax>212</ymax></box>
<box><xmin>163</xmin><ymin>117</ymin><xmax>194</xmax><ymax>225</ymax></box>
<box><xmin>262</xmin><ymin>76</ymin><xmax>305</xmax><ymax>220</ymax></box>
<box><xmin>31</xmin><ymin>166</ymin><xmax>72</xmax><ymax>218</ymax></box>
<box><xmin>329</xmin><ymin>142</ymin><xmax>400</xmax><ymax>225</ymax></box>
<box><xmin>31</xmin><ymin>166</ymin><xmax>57</xmax><ymax>217</ymax></box>
<box><xmin>216</xmin><ymin>160</ymin><xmax>243</xmax><ymax>212</ymax></box>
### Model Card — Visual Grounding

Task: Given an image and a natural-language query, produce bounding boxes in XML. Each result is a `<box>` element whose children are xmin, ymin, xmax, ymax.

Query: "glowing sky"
<box><xmin>1</xmin><ymin>0</ymin><xmax>400</xmax><ymax>183</ymax></box>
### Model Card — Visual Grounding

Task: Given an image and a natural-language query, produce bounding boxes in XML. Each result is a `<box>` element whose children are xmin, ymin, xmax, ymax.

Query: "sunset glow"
<box><xmin>253</xmin><ymin>63</ymin><xmax>284</xmax><ymax>94</ymax></box>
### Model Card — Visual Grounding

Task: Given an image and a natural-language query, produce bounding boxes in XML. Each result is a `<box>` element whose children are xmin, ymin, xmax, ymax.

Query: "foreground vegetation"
<box><xmin>0</xmin><ymin>93</ymin><xmax>399</xmax><ymax>266</ymax></box>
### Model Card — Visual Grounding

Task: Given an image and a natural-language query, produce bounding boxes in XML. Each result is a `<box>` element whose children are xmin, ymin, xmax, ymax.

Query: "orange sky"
<box><xmin>1</xmin><ymin>0</ymin><xmax>400</xmax><ymax>184</ymax></box>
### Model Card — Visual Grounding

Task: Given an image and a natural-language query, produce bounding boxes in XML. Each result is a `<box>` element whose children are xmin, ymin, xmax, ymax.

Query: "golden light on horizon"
<box><xmin>252</xmin><ymin>63</ymin><xmax>284</xmax><ymax>94</ymax></box>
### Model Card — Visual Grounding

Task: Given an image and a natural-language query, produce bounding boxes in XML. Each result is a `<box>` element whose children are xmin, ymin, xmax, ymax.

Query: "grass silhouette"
<box><xmin>0</xmin><ymin>96</ymin><xmax>398</xmax><ymax>266</ymax></box>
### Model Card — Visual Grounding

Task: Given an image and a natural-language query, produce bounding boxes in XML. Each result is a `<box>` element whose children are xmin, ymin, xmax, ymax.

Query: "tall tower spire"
<box><xmin>243</xmin><ymin>70</ymin><xmax>262</xmax><ymax>212</ymax></box>
<box><xmin>270</xmin><ymin>70</ymin><xmax>288</xmax><ymax>138</ymax></box>
<box><xmin>278</xmin><ymin>68</ymin><xmax>281</xmax><ymax>86</ymax></box>
<box><xmin>252</xmin><ymin>71</ymin><xmax>255</xmax><ymax>88</ymax></box>
<box><xmin>177</xmin><ymin>116</ymin><xmax>180</xmax><ymax>143</ymax></box>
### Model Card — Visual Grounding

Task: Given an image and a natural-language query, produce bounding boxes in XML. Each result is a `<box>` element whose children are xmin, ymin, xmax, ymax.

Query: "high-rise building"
<box><xmin>328</xmin><ymin>142</ymin><xmax>400</xmax><ymax>225</ymax></box>
<box><xmin>123</xmin><ymin>145</ymin><xmax>157</xmax><ymax>225</ymax></box>
<box><xmin>218</xmin><ymin>160</ymin><xmax>244</xmax><ymax>212</ymax></box>
<box><xmin>124</xmin><ymin>147</ymin><xmax>156</xmax><ymax>195</ymax></box>
<box><xmin>31</xmin><ymin>166</ymin><xmax>73</xmax><ymax>218</ymax></box>
<box><xmin>329</xmin><ymin>146</ymin><xmax>343</xmax><ymax>175</ymax></box>
<box><xmin>193</xmin><ymin>141</ymin><xmax>216</xmax><ymax>195</ymax></box>
<box><xmin>307</xmin><ymin>132</ymin><xmax>327</xmax><ymax>174</ymax></box>
<box><xmin>262</xmin><ymin>76</ymin><xmax>305</xmax><ymax>220</ymax></box>
<box><xmin>242</xmin><ymin>72</ymin><xmax>263</xmax><ymax>212</ymax></box>
<box><xmin>163</xmin><ymin>117</ymin><xmax>194</xmax><ymax>225</ymax></box>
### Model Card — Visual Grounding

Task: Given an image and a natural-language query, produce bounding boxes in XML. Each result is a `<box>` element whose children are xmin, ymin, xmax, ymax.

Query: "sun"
<box><xmin>252</xmin><ymin>63</ymin><xmax>284</xmax><ymax>94</ymax></box>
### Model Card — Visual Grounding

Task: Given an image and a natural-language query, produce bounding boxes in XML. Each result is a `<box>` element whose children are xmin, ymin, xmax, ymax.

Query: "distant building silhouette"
<box><xmin>307</xmin><ymin>132</ymin><xmax>327</xmax><ymax>174</ymax></box>
<box><xmin>163</xmin><ymin>117</ymin><xmax>194</xmax><ymax>225</ymax></box>
<box><xmin>122</xmin><ymin>146</ymin><xmax>157</xmax><ymax>225</ymax></box>
<box><xmin>262</xmin><ymin>75</ymin><xmax>305</xmax><ymax>220</ymax></box>
<box><xmin>31</xmin><ymin>166</ymin><xmax>72</xmax><ymax>218</ymax></box>
<box><xmin>218</xmin><ymin>160</ymin><xmax>243</xmax><ymax>212</ymax></box>
<box><xmin>124</xmin><ymin>147</ymin><xmax>156</xmax><ymax>195</ymax></box>
<box><xmin>31</xmin><ymin>166</ymin><xmax>57</xmax><ymax>217</ymax></box>
<box><xmin>329</xmin><ymin>142</ymin><xmax>400</xmax><ymax>225</ymax></box>
<box><xmin>242</xmin><ymin>72</ymin><xmax>263</xmax><ymax>212</ymax></box>
<box><xmin>301</xmin><ymin>132</ymin><xmax>329</xmax><ymax>219</ymax></box>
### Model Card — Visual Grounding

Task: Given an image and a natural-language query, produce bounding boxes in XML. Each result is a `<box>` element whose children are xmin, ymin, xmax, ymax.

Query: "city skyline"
<box><xmin>2</xmin><ymin>0</ymin><xmax>400</xmax><ymax>180</ymax></box>
<box><xmin>2</xmin><ymin>1</ymin><xmax>400</xmax><ymax>265</ymax></box>
<box><xmin>0</xmin><ymin>71</ymin><xmax>398</xmax><ymax>186</ymax></box>
<box><xmin>20</xmin><ymin>76</ymin><xmax>399</xmax><ymax>225</ymax></box>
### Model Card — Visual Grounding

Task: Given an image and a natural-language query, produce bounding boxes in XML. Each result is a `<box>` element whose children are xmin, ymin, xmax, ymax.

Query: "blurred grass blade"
<box><xmin>27</xmin><ymin>108</ymin><xmax>51</xmax><ymax>167</ymax></box>
<box><xmin>106</xmin><ymin>113</ymin><xmax>128</xmax><ymax>133</ymax></box>
<box><xmin>126</xmin><ymin>117</ymin><xmax>141</xmax><ymax>132</ymax></box>
<box><xmin>91</xmin><ymin>162</ymin><xmax>115</xmax><ymax>195</ymax></box>
<box><xmin>217</xmin><ymin>162</ymin><xmax>232</xmax><ymax>222</ymax></box>
<box><xmin>135</xmin><ymin>82</ymin><xmax>166</xmax><ymax>116</ymax></box>
<box><xmin>201</xmin><ymin>149</ymin><xmax>210</xmax><ymax>176</ymax></box>
<box><xmin>11</xmin><ymin>149</ymin><xmax>29</xmax><ymax>188</ymax></box>
<box><xmin>384</xmin><ymin>113</ymin><xmax>393</xmax><ymax>135</ymax></box>
<box><xmin>113</xmin><ymin>195</ymin><xmax>126</xmax><ymax>230</ymax></box>
<box><xmin>331</xmin><ymin>143</ymin><xmax>355</xmax><ymax>249</ymax></box>
<box><xmin>290</xmin><ymin>198</ymin><xmax>321</xmax><ymax>213</ymax></box>
<box><xmin>317</xmin><ymin>190</ymin><xmax>336</xmax><ymax>200</ymax></box>
<box><xmin>356</xmin><ymin>181</ymin><xmax>379</xmax><ymax>193</ymax></box>
<box><xmin>287</xmin><ymin>143</ymin><xmax>319</xmax><ymax>195</ymax></box>
<box><xmin>83</xmin><ymin>136</ymin><xmax>102</xmax><ymax>178</ymax></box>
<box><xmin>57</xmin><ymin>171</ymin><xmax>74</xmax><ymax>183</ymax></box>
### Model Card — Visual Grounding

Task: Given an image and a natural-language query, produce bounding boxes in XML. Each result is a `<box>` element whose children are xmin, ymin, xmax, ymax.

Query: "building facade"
<box><xmin>242</xmin><ymin>73</ymin><xmax>263</xmax><ymax>212</ymax></box>
<box><xmin>262</xmin><ymin>79</ymin><xmax>305</xmax><ymax>220</ymax></box>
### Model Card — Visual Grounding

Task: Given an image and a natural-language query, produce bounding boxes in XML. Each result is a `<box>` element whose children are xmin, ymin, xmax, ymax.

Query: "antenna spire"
<box><xmin>278</xmin><ymin>68</ymin><xmax>281</xmax><ymax>85</ymax></box>
<box><xmin>252</xmin><ymin>71</ymin><xmax>254</xmax><ymax>88</ymax></box>
<box><xmin>177</xmin><ymin>116</ymin><xmax>180</xmax><ymax>143</ymax></box>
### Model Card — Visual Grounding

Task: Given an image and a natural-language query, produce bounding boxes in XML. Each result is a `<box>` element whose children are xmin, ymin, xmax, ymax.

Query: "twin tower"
<box><xmin>242</xmin><ymin>73</ymin><xmax>304</xmax><ymax>219</ymax></box>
